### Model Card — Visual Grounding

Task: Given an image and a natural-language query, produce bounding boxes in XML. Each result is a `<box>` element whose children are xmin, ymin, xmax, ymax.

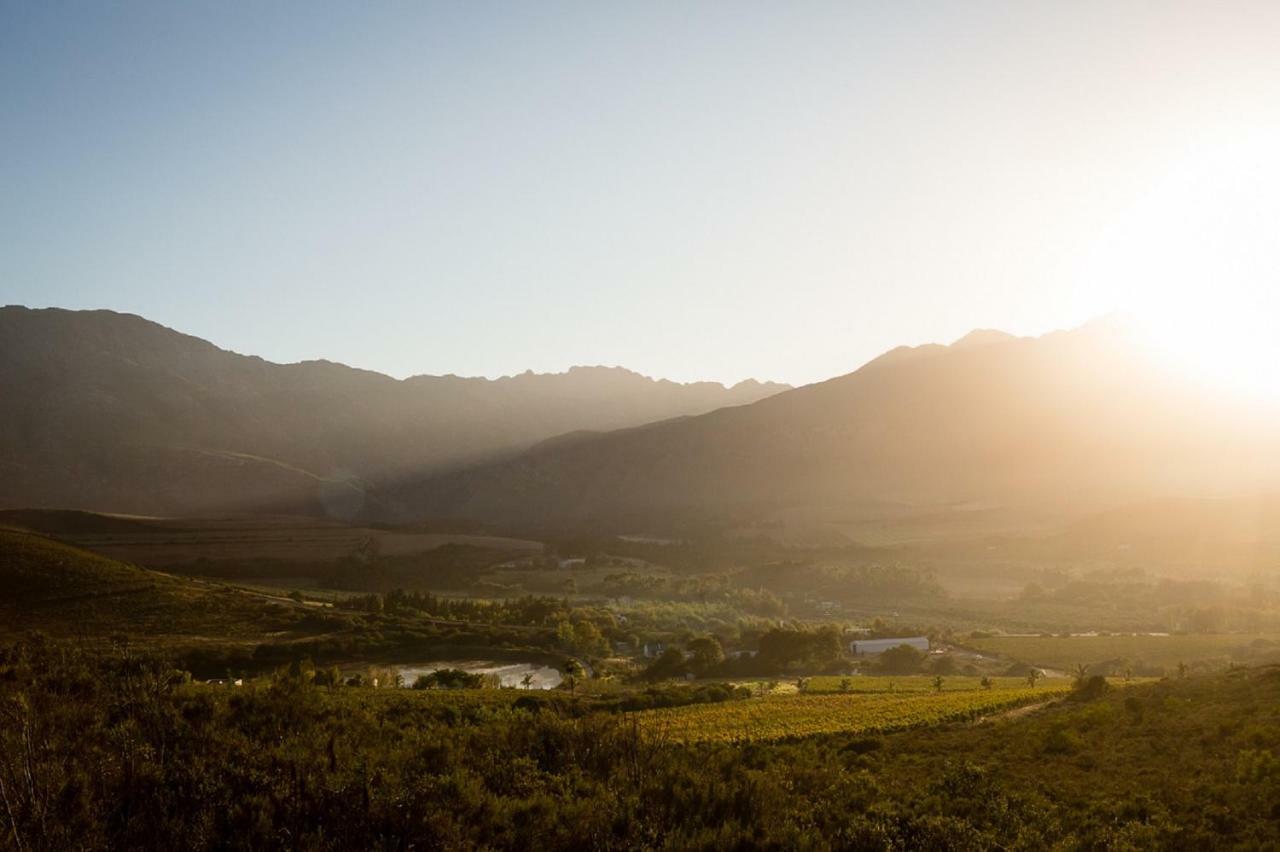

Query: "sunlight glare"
<box><xmin>1077</xmin><ymin>133</ymin><xmax>1280</xmax><ymax>399</ymax></box>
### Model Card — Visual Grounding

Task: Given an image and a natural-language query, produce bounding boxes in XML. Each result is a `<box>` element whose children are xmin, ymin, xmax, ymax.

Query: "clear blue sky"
<box><xmin>3</xmin><ymin>2</ymin><xmax>1279</xmax><ymax>386</ymax></box>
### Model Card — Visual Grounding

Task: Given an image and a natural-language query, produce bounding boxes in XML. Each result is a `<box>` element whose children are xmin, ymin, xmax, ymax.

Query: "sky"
<box><xmin>3</xmin><ymin>1</ymin><xmax>1279</xmax><ymax>389</ymax></box>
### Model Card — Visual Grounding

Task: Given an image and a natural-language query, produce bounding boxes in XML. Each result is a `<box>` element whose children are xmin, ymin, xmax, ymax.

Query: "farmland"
<box><xmin>637</xmin><ymin>684</ymin><xmax>1070</xmax><ymax>743</ymax></box>
<box><xmin>969</xmin><ymin>633</ymin><xmax>1280</xmax><ymax>674</ymax></box>
<box><xmin>802</xmin><ymin>674</ymin><xmax>1070</xmax><ymax>693</ymax></box>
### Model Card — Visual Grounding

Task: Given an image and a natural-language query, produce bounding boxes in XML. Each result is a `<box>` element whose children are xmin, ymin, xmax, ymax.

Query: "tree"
<box><xmin>877</xmin><ymin>644</ymin><xmax>925</xmax><ymax>675</ymax></box>
<box><xmin>839</xmin><ymin>678</ymin><xmax>852</xmax><ymax>693</ymax></box>
<box><xmin>1026</xmin><ymin>669</ymin><xmax>1043</xmax><ymax>688</ymax></box>
<box><xmin>555</xmin><ymin>620</ymin><xmax>575</xmax><ymax>649</ymax></box>
<box><xmin>1071</xmin><ymin>664</ymin><xmax>1089</xmax><ymax>688</ymax></box>
<box><xmin>980</xmin><ymin>676</ymin><xmax>993</xmax><ymax>691</ymax></box>
<box><xmin>560</xmin><ymin>659</ymin><xmax>584</xmax><ymax>695</ymax></box>
<box><xmin>642</xmin><ymin>648</ymin><xmax>686</xmax><ymax>681</ymax></box>
<box><xmin>931</xmin><ymin>655</ymin><xmax>958</xmax><ymax>676</ymax></box>
<box><xmin>572</xmin><ymin>620</ymin><xmax>609</xmax><ymax>658</ymax></box>
<box><xmin>520</xmin><ymin>672</ymin><xmax>535</xmax><ymax>690</ymax></box>
<box><xmin>686</xmin><ymin>636</ymin><xmax>725</xmax><ymax>673</ymax></box>
<box><xmin>932</xmin><ymin>675</ymin><xmax>944</xmax><ymax>693</ymax></box>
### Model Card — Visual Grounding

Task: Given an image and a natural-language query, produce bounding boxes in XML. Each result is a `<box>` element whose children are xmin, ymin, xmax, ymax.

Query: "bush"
<box><xmin>1071</xmin><ymin>675</ymin><xmax>1111</xmax><ymax>702</ymax></box>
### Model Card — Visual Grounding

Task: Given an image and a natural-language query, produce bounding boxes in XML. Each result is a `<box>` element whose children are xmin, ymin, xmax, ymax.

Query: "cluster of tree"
<box><xmin>642</xmin><ymin>627</ymin><xmax>849</xmax><ymax>680</ymax></box>
<box><xmin>554</xmin><ymin>618</ymin><xmax>610</xmax><ymax>658</ymax></box>
<box><xmin>640</xmin><ymin>635</ymin><xmax>727</xmax><ymax>681</ymax></box>
<box><xmin>412</xmin><ymin>668</ymin><xmax>497</xmax><ymax>690</ymax></box>
<box><xmin>600</xmin><ymin>571</ymin><xmax>787</xmax><ymax>615</ymax></box>
<box><xmin>755</xmin><ymin>625</ymin><xmax>844</xmax><ymax>672</ymax></box>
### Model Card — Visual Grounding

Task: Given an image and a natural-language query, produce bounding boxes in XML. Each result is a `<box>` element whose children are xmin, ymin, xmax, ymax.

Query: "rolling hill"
<box><xmin>393</xmin><ymin>320</ymin><xmax>1280</xmax><ymax>533</ymax></box>
<box><xmin>0</xmin><ymin>526</ymin><xmax>328</xmax><ymax>645</ymax></box>
<box><xmin>0</xmin><ymin>306</ymin><xmax>786</xmax><ymax>517</ymax></box>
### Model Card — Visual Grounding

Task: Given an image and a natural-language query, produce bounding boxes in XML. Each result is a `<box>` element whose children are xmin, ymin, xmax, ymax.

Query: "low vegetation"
<box><xmin>2</xmin><ymin>638</ymin><xmax>1279</xmax><ymax>849</ymax></box>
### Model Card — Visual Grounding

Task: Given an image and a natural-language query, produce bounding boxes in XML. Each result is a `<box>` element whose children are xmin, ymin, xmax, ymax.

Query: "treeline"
<box><xmin>599</xmin><ymin>571</ymin><xmax>786</xmax><ymax>615</ymax></box>
<box><xmin>336</xmin><ymin>590</ymin><xmax>567</xmax><ymax>624</ymax></box>
<box><xmin>643</xmin><ymin>626</ymin><xmax>846</xmax><ymax>680</ymax></box>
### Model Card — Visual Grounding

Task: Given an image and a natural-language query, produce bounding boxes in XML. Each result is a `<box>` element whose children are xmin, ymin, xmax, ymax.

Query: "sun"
<box><xmin>1131</xmin><ymin>299</ymin><xmax>1280</xmax><ymax>401</ymax></box>
<box><xmin>1075</xmin><ymin>133</ymin><xmax>1280</xmax><ymax>400</ymax></box>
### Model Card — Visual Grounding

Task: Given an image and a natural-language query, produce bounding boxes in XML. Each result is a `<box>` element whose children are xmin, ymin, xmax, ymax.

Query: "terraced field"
<box><xmin>637</xmin><ymin>685</ymin><xmax>1070</xmax><ymax>744</ymax></box>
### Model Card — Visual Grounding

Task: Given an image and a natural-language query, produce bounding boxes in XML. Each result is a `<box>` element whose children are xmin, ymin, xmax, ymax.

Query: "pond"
<box><xmin>395</xmin><ymin>660</ymin><xmax>563</xmax><ymax>690</ymax></box>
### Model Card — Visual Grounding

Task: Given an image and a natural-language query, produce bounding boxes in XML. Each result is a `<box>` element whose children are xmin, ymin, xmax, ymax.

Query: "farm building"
<box><xmin>642</xmin><ymin>642</ymin><xmax>667</xmax><ymax>659</ymax></box>
<box><xmin>849</xmin><ymin>636</ymin><xmax>929</xmax><ymax>656</ymax></box>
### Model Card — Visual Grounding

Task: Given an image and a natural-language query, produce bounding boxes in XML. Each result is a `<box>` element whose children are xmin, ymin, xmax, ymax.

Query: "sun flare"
<box><xmin>1077</xmin><ymin>135</ymin><xmax>1280</xmax><ymax>400</ymax></box>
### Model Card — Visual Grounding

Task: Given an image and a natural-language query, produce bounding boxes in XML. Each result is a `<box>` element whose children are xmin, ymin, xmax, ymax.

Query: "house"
<box><xmin>642</xmin><ymin>642</ymin><xmax>667</xmax><ymax>659</ymax></box>
<box><xmin>849</xmin><ymin>636</ymin><xmax>930</xmax><ymax>656</ymax></box>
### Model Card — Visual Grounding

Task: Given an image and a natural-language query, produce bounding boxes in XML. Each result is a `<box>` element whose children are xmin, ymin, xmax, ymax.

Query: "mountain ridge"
<box><xmin>386</xmin><ymin>320</ymin><xmax>1280</xmax><ymax>533</ymax></box>
<box><xmin>0</xmin><ymin>306</ymin><xmax>788</xmax><ymax>516</ymax></box>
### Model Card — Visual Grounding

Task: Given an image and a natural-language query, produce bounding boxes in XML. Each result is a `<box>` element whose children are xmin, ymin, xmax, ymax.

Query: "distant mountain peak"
<box><xmin>951</xmin><ymin>329</ymin><xmax>1019</xmax><ymax>349</ymax></box>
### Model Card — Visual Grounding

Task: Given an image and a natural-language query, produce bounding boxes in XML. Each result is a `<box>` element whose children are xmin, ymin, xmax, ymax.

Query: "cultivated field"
<box><xmin>637</xmin><ymin>685</ymin><xmax>1069</xmax><ymax>744</ymax></box>
<box><xmin>802</xmin><ymin>675</ymin><xmax>1071</xmax><ymax>693</ymax></box>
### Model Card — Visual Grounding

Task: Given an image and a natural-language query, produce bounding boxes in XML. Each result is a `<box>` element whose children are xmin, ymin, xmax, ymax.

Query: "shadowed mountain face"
<box><xmin>0</xmin><ymin>306</ymin><xmax>787</xmax><ymax>516</ymax></box>
<box><xmin>393</xmin><ymin>321</ymin><xmax>1280</xmax><ymax>533</ymax></box>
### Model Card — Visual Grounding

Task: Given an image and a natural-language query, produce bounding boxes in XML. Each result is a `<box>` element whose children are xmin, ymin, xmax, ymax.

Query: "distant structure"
<box><xmin>849</xmin><ymin>636</ymin><xmax>929</xmax><ymax>656</ymax></box>
<box><xmin>642</xmin><ymin>642</ymin><xmax>667</xmax><ymax>659</ymax></box>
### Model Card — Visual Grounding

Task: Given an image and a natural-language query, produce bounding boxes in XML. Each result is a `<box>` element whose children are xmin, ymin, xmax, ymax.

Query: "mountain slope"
<box><xmin>0</xmin><ymin>306</ymin><xmax>786</xmax><ymax>516</ymax></box>
<box><xmin>394</xmin><ymin>321</ymin><xmax>1280</xmax><ymax>532</ymax></box>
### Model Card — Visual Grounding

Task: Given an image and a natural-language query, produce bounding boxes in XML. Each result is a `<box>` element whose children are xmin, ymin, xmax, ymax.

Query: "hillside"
<box><xmin>395</xmin><ymin>321</ymin><xmax>1280</xmax><ymax>533</ymax></box>
<box><xmin>0</xmin><ymin>306</ymin><xmax>786</xmax><ymax>516</ymax></box>
<box><xmin>0</xmin><ymin>527</ymin><xmax>334</xmax><ymax>645</ymax></box>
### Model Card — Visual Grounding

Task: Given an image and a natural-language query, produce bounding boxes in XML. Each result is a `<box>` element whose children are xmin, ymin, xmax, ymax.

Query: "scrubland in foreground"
<box><xmin>2</xmin><ymin>637</ymin><xmax>1278</xmax><ymax>850</ymax></box>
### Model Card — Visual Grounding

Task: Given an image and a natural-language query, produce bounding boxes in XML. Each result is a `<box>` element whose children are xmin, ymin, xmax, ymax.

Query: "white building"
<box><xmin>849</xmin><ymin>636</ymin><xmax>930</xmax><ymax>656</ymax></box>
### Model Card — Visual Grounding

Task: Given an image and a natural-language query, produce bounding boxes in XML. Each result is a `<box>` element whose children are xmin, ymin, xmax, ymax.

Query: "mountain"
<box><xmin>0</xmin><ymin>306</ymin><xmax>787</xmax><ymax>516</ymax></box>
<box><xmin>393</xmin><ymin>320</ymin><xmax>1280</xmax><ymax>533</ymax></box>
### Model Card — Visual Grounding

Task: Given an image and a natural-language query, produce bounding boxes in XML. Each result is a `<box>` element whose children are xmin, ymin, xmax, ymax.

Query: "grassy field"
<box><xmin>637</xmin><ymin>684</ymin><xmax>1069</xmax><ymax>743</ymax></box>
<box><xmin>969</xmin><ymin>633</ymin><xmax>1280</xmax><ymax>672</ymax></box>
